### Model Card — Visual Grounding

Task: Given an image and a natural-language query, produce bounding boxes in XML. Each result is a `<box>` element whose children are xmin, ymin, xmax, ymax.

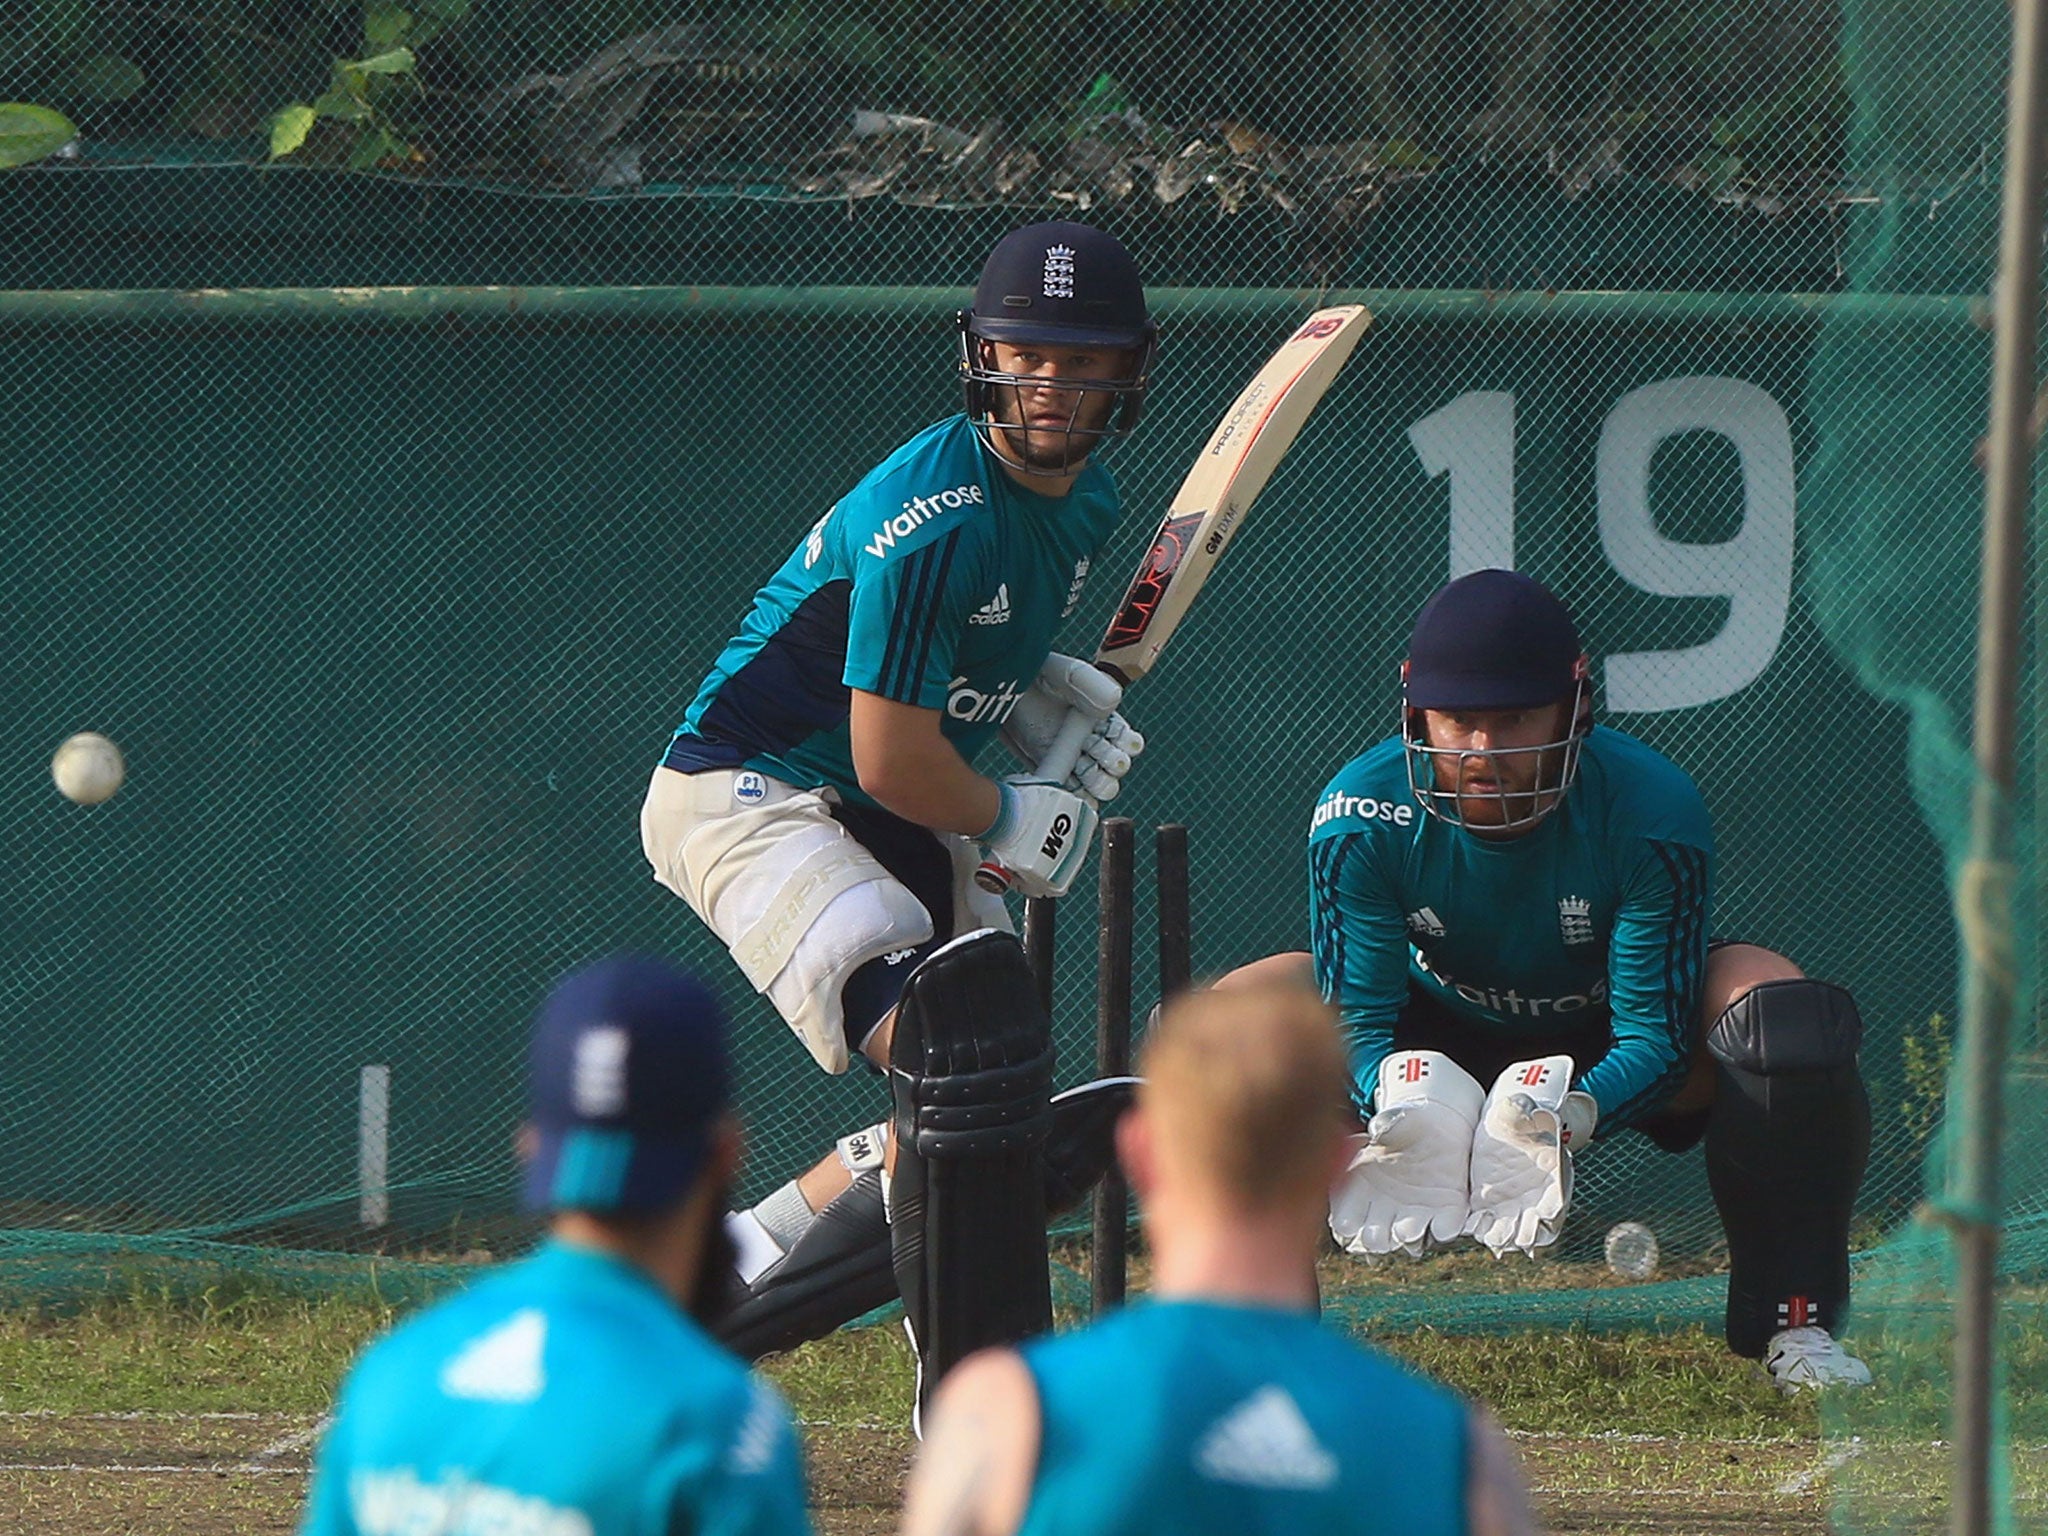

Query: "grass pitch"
<box><xmin>2</xmin><ymin>1256</ymin><xmax>2034</xmax><ymax>1535</ymax></box>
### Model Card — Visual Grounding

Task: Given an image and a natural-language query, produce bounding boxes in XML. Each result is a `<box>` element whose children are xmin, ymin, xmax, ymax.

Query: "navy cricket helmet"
<box><xmin>1400</xmin><ymin>569</ymin><xmax>1594</xmax><ymax>833</ymax></box>
<box><xmin>958</xmin><ymin>220</ymin><xmax>1156</xmax><ymax>476</ymax></box>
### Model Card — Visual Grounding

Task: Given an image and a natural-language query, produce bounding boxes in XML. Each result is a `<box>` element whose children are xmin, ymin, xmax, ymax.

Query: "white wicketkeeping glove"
<box><xmin>1001</xmin><ymin>653</ymin><xmax>1145</xmax><ymax>803</ymax></box>
<box><xmin>1329</xmin><ymin>1051</ymin><xmax>1486</xmax><ymax>1259</ymax></box>
<box><xmin>1464</xmin><ymin>1056</ymin><xmax>1598</xmax><ymax>1258</ymax></box>
<box><xmin>979</xmin><ymin>777</ymin><xmax>1099</xmax><ymax>899</ymax></box>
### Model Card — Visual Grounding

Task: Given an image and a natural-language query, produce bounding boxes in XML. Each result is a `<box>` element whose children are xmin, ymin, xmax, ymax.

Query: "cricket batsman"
<box><xmin>1234</xmin><ymin>568</ymin><xmax>1873</xmax><ymax>1392</ymax></box>
<box><xmin>640</xmin><ymin>221</ymin><xmax>1154</xmax><ymax>1398</ymax></box>
<box><xmin>902</xmin><ymin>982</ymin><xmax>1536</xmax><ymax>1536</ymax></box>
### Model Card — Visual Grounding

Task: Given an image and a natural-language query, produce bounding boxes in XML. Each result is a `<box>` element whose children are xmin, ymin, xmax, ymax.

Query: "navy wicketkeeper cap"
<box><xmin>967</xmin><ymin>220</ymin><xmax>1154</xmax><ymax>349</ymax></box>
<box><xmin>522</xmin><ymin>953</ymin><xmax>731</xmax><ymax>1215</ymax></box>
<box><xmin>1404</xmin><ymin>569</ymin><xmax>1584</xmax><ymax>710</ymax></box>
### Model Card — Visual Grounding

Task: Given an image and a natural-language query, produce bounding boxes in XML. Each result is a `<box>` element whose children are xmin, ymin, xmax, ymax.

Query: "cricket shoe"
<box><xmin>1764</xmin><ymin>1326</ymin><xmax>1872</xmax><ymax>1393</ymax></box>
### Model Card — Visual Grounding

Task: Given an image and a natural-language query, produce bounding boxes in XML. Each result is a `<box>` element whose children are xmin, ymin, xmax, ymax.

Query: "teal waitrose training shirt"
<box><xmin>301</xmin><ymin>1241</ymin><xmax>812</xmax><ymax>1536</ymax></box>
<box><xmin>666</xmin><ymin>414</ymin><xmax>1120</xmax><ymax>806</ymax></box>
<box><xmin>1018</xmin><ymin>1298</ymin><xmax>1471</xmax><ymax>1536</ymax></box>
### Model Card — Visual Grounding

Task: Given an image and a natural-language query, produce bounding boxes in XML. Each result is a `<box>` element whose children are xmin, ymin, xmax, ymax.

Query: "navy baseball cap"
<box><xmin>967</xmin><ymin>221</ymin><xmax>1153</xmax><ymax>349</ymax></box>
<box><xmin>1404</xmin><ymin>569</ymin><xmax>1584</xmax><ymax>710</ymax></box>
<box><xmin>522</xmin><ymin>953</ymin><xmax>731</xmax><ymax>1215</ymax></box>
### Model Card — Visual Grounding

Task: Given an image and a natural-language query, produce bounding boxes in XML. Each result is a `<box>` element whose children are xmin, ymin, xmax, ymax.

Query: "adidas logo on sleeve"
<box><xmin>970</xmin><ymin>584</ymin><xmax>1013</xmax><ymax>625</ymax></box>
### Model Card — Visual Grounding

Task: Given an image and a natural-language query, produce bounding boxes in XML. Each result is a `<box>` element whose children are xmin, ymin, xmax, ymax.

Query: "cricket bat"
<box><xmin>979</xmin><ymin>303</ymin><xmax>1373</xmax><ymax>892</ymax></box>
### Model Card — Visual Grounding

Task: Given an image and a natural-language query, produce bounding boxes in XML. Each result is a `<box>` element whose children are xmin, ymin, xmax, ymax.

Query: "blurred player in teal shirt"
<box><xmin>900</xmin><ymin>982</ymin><xmax>1535</xmax><ymax>1536</ymax></box>
<box><xmin>300</xmin><ymin>955</ymin><xmax>812</xmax><ymax>1536</ymax></box>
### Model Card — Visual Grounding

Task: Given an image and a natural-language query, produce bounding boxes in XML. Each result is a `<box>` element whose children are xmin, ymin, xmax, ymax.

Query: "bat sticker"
<box><xmin>1103</xmin><ymin>511</ymin><xmax>1207</xmax><ymax>650</ymax></box>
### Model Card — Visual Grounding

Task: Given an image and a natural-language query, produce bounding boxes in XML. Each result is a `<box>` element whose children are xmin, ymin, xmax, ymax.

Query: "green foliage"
<box><xmin>0</xmin><ymin>101</ymin><xmax>74</xmax><ymax>166</ymax></box>
<box><xmin>268</xmin><ymin>11</ymin><xmax>437</xmax><ymax>168</ymax></box>
<box><xmin>1900</xmin><ymin>1010</ymin><xmax>1953</xmax><ymax>1159</ymax></box>
<box><xmin>0</xmin><ymin>1</ymin><xmax>1857</xmax><ymax>192</ymax></box>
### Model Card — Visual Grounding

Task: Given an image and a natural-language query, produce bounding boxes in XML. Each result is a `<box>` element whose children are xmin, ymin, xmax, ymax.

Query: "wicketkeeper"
<box><xmin>1232</xmin><ymin>568</ymin><xmax>1874</xmax><ymax>1392</ymax></box>
<box><xmin>640</xmin><ymin>220</ymin><xmax>1154</xmax><ymax>1406</ymax></box>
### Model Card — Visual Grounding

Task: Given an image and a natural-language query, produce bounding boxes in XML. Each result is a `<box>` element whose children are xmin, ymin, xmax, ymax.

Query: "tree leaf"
<box><xmin>0</xmin><ymin>103</ymin><xmax>77</xmax><ymax>169</ymax></box>
<box><xmin>408</xmin><ymin>0</ymin><xmax>469</xmax><ymax>48</ymax></box>
<box><xmin>63</xmin><ymin>54</ymin><xmax>145</xmax><ymax>103</ymax></box>
<box><xmin>313</xmin><ymin>86</ymin><xmax>369</xmax><ymax>123</ymax></box>
<box><xmin>267</xmin><ymin>103</ymin><xmax>317</xmax><ymax>159</ymax></box>
<box><xmin>346</xmin><ymin>127</ymin><xmax>410</xmax><ymax>170</ymax></box>
<box><xmin>350</xmin><ymin>48</ymin><xmax>417</xmax><ymax>77</ymax></box>
<box><xmin>364</xmin><ymin>5</ymin><xmax>411</xmax><ymax>49</ymax></box>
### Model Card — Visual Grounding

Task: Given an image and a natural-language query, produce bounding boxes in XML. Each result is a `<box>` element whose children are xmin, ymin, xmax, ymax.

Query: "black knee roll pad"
<box><xmin>1044</xmin><ymin>1076</ymin><xmax>1141</xmax><ymax>1215</ymax></box>
<box><xmin>890</xmin><ymin>929</ymin><xmax>1057</xmax><ymax>1151</ymax></box>
<box><xmin>1706</xmin><ymin>978</ymin><xmax>1863</xmax><ymax>1074</ymax></box>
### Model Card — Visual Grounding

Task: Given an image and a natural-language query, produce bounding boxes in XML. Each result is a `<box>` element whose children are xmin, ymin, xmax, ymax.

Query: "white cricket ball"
<box><xmin>52</xmin><ymin>731</ymin><xmax>126</xmax><ymax>805</ymax></box>
<box><xmin>1604</xmin><ymin>1220</ymin><xmax>1660</xmax><ymax>1280</ymax></box>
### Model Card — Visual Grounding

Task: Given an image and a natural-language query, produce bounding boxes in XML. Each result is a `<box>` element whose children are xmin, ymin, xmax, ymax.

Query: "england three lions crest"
<box><xmin>1558</xmin><ymin>895</ymin><xmax>1595</xmax><ymax>947</ymax></box>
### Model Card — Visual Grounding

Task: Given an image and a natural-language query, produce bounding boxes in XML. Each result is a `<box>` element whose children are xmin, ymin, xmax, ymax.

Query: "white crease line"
<box><xmin>238</xmin><ymin>1419</ymin><xmax>329</xmax><ymax>1471</ymax></box>
<box><xmin>1776</xmin><ymin>1438</ymin><xmax>1867</xmax><ymax>1495</ymax></box>
<box><xmin>1528</xmin><ymin>1486</ymin><xmax>1820</xmax><ymax>1499</ymax></box>
<box><xmin>0</xmin><ymin>1410</ymin><xmax>286</xmax><ymax>1420</ymax></box>
<box><xmin>0</xmin><ymin>1463</ymin><xmax>309</xmax><ymax>1476</ymax></box>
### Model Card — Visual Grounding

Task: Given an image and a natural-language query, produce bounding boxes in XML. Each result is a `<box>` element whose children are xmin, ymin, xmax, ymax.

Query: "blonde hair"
<box><xmin>1137</xmin><ymin>982</ymin><xmax>1352</xmax><ymax>1208</ymax></box>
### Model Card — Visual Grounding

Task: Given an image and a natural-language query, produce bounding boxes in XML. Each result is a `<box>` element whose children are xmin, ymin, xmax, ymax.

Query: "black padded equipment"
<box><xmin>1043</xmin><ymin>1076</ymin><xmax>1139</xmax><ymax>1214</ymax></box>
<box><xmin>708</xmin><ymin>1077</ymin><xmax>1136</xmax><ymax>1362</ymax></box>
<box><xmin>1703</xmin><ymin>979</ymin><xmax>1871</xmax><ymax>1356</ymax></box>
<box><xmin>889</xmin><ymin>929</ymin><xmax>1055</xmax><ymax>1413</ymax></box>
<box><xmin>709</xmin><ymin>1170</ymin><xmax>894</xmax><ymax>1360</ymax></box>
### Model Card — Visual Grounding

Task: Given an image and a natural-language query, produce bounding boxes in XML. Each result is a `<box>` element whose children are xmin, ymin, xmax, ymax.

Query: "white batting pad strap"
<box><xmin>726</xmin><ymin>1211</ymin><xmax>785</xmax><ymax>1287</ymax></box>
<box><xmin>836</xmin><ymin>1122</ymin><xmax>889</xmax><ymax>1173</ymax></box>
<box><xmin>1375</xmin><ymin>1049</ymin><xmax>1486</xmax><ymax>1119</ymax></box>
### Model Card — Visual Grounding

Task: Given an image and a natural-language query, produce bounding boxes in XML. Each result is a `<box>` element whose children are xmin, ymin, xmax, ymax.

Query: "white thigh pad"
<box><xmin>670</xmin><ymin>780</ymin><xmax>935</xmax><ymax>1074</ymax></box>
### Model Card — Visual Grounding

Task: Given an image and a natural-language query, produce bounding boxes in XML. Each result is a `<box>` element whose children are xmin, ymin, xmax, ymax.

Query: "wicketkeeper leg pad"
<box><xmin>1704</xmin><ymin>979</ymin><xmax>1871</xmax><ymax>1356</ymax></box>
<box><xmin>888</xmin><ymin>928</ymin><xmax>1055</xmax><ymax>1413</ymax></box>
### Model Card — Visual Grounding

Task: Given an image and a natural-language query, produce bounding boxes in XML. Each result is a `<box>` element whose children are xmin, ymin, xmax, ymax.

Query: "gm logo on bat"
<box><xmin>1292</xmin><ymin>315</ymin><xmax>1348</xmax><ymax>340</ymax></box>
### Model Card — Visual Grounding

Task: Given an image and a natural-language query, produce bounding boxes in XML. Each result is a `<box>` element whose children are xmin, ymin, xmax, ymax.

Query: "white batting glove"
<box><xmin>1001</xmin><ymin>653</ymin><xmax>1146</xmax><ymax>803</ymax></box>
<box><xmin>979</xmin><ymin>777</ymin><xmax>1099</xmax><ymax>899</ymax></box>
<box><xmin>1464</xmin><ymin>1057</ymin><xmax>1597</xmax><ymax>1257</ymax></box>
<box><xmin>1329</xmin><ymin>1051</ymin><xmax>1485</xmax><ymax>1259</ymax></box>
